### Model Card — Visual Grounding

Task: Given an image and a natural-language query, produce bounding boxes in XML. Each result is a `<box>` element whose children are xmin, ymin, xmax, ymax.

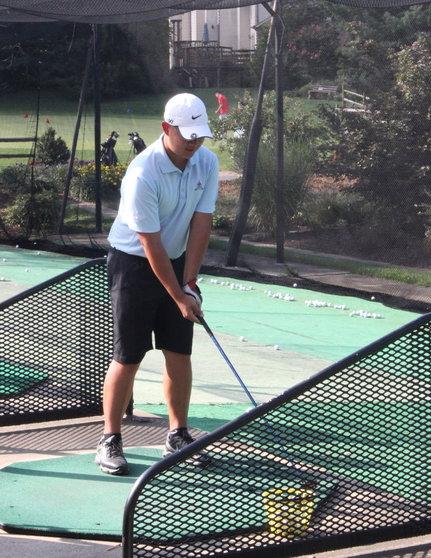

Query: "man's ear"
<box><xmin>161</xmin><ymin>121</ymin><xmax>170</xmax><ymax>135</ymax></box>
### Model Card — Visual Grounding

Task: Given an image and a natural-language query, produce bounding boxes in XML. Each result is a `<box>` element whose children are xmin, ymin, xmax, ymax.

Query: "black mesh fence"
<box><xmin>0</xmin><ymin>258</ymin><xmax>111</xmax><ymax>426</ymax></box>
<box><xmin>123</xmin><ymin>313</ymin><xmax>431</xmax><ymax>558</ymax></box>
<box><xmin>0</xmin><ymin>0</ymin><xmax>430</xmax><ymax>24</ymax></box>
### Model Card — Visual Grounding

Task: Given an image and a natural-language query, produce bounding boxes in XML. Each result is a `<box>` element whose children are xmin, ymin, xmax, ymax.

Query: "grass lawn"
<box><xmin>0</xmin><ymin>88</ymin><xmax>328</xmax><ymax>171</ymax></box>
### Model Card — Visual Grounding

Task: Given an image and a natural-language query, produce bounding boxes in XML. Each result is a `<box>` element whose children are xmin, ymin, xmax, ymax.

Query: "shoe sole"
<box><xmin>95</xmin><ymin>457</ymin><xmax>128</xmax><ymax>476</ymax></box>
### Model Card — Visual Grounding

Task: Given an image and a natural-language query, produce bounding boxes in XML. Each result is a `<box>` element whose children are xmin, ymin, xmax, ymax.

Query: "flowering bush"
<box><xmin>71</xmin><ymin>162</ymin><xmax>127</xmax><ymax>201</ymax></box>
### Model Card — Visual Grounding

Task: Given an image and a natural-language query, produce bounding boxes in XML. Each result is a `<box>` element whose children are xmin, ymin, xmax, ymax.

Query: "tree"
<box><xmin>0</xmin><ymin>22</ymin><xmax>170</xmax><ymax>98</ymax></box>
<box><xmin>213</xmin><ymin>91</ymin><xmax>326</xmax><ymax>237</ymax></box>
<box><xmin>251</xmin><ymin>0</ymin><xmax>341</xmax><ymax>90</ymax></box>
<box><xmin>320</xmin><ymin>35</ymin><xmax>431</xmax><ymax>238</ymax></box>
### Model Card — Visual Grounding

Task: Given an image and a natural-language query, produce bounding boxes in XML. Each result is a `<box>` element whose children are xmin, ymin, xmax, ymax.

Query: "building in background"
<box><xmin>170</xmin><ymin>6</ymin><xmax>269</xmax><ymax>88</ymax></box>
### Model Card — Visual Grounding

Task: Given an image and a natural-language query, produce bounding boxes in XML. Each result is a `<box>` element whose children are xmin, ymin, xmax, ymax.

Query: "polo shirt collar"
<box><xmin>157</xmin><ymin>134</ymin><xmax>199</xmax><ymax>174</ymax></box>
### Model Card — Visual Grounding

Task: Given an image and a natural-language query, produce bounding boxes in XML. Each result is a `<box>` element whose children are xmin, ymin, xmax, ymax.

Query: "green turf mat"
<box><xmin>0</xmin><ymin>362</ymin><xmax>48</xmax><ymax>396</ymax></box>
<box><xmin>137</xmin><ymin>403</ymin><xmax>251</xmax><ymax>432</ymax></box>
<box><xmin>0</xmin><ymin>447</ymin><xmax>335</xmax><ymax>541</ymax></box>
<box><xmin>200</xmin><ymin>275</ymin><xmax>419</xmax><ymax>362</ymax></box>
<box><xmin>0</xmin><ymin>246</ymin><xmax>86</xmax><ymax>287</ymax></box>
<box><xmin>0</xmin><ymin>448</ymin><xmax>162</xmax><ymax>538</ymax></box>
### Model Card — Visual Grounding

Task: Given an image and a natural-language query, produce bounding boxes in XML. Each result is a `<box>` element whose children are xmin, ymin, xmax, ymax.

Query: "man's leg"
<box><xmin>103</xmin><ymin>359</ymin><xmax>141</xmax><ymax>434</ymax></box>
<box><xmin>162</xmin><ymin>349</ymin><xmax>211</xmax><ymax>467</ymax></box>
<box><xmin>162</xmin><ymin>349</ymin><xmax>192</xmax><ymax>430</ymax></box>
<box><xmin>95</xmin><ymin>359</ymin><xmax>141</xmax><ymax>475</ymax></box>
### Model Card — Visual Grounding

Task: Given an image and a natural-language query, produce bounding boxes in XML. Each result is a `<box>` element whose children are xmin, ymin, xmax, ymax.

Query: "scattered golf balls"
<box><xmin>349</xmin><ymin>310</ymin><xmax>383</xmax><ymax>319</ymax></box>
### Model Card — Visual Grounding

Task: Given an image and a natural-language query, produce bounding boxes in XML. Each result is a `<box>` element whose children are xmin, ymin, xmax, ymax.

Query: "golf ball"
<box><xmin>273</xmin><ymin>345</ymin><xmax>280</xmax><ymax>350</ymax></box>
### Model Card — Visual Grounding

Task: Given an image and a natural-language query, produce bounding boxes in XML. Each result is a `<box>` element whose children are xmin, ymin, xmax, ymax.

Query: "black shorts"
<box><xmin>107</xmin><ymin>247</ymin><xmax>194</xmax><ymax>364</ymax></box>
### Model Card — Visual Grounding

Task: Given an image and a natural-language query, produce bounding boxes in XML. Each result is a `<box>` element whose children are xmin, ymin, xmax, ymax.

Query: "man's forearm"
<box><xmin>183</xmin><ymin>212</ymin><xmax>212</xmax><ymax>284</ymax></box>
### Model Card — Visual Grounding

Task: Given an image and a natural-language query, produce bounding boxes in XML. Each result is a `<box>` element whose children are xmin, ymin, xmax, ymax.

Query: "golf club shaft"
<box><xmin>198</xmin><ymin>316</ymin><xmax>258</xmax><ymax>408</ymax></box>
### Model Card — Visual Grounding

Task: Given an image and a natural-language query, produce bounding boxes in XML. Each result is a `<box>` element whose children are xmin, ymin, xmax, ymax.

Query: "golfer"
<box><xmin>215</xmin><ymin>91</ymin><xmax>229</xmax><ymax>119</ymax></box>
<box><xmin>96</xmin><ymin>93</ymin><xmax>219</xmax><ymax>475</ymax></box>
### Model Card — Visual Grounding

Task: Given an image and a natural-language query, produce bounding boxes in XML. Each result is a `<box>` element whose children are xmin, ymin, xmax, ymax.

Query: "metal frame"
<box><xmin>123</xmin><ymin>313</ymin><xmax>431</xmax><ymax>558</ymax></box>
<box><xmin>0</xmin><ymin>258</ymin><xmax>111</xmax><ymax>426</ymax></box>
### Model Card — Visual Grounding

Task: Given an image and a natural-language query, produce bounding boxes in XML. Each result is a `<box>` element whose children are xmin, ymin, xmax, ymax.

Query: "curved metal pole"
<box><xmin>275</xmin><ymin>0</ymin><xmax>285</xmax><ymax>263</ymax></box>
<box><xmin>225</xmin><ymin>1</ymin><xmax>278</xmax><ymax>267</ymax></box>
<box><xmin>92</xmin><ymin>24</ymin><xmax>102</xmax><ymax>233</ymax></box>
<box><xmin>58</xmin><ymin>37</ymin><xmax>92</xmax><ymax>235</ymax></box>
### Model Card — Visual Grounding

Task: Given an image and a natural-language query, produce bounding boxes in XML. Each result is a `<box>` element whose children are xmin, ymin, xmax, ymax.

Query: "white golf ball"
<box><xmin>25</xmin><ymin>268</ymin><xmax>29</xmax><ymax>272</ymax></box>
<box><xmin>371</xmin><ymin>296</ymin><xmax>375</xmax><ymax>300</ymax></box>
<box><xmin>240</xmin><ymin>336</ymin><xmax>246</xmax><ymax>342</ymax></box>
<box><xmin>15</xmin><ymin>245</ymin><xmax>19</xmax><ymax>248</ymax></box>
<box><xmin>273</xmin><ymin>345</ymin><xmax>280</xmax><ymax>350</ymax></box>
<box><xmin>293</xmin><ymin>283</ymin><xmax>297</xmax><ymax>288</ymax></box>
<box><xmin>2</xmin><ymin>258</ymin><xmax>6</xmax><ymax>262</ymax></box>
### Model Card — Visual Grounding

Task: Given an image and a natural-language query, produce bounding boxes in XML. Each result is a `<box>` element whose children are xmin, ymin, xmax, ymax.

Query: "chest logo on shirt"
<box><xmin>194</xmin><ymin>181</ymin><xmax>204</xmax><ymax>191</ymax></box>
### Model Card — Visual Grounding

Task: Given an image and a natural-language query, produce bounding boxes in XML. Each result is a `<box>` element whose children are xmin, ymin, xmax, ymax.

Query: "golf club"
<box><xmin>198</xmin><ymin>315</ymin><xmax>258</xmax><ymax>408</ymax></box>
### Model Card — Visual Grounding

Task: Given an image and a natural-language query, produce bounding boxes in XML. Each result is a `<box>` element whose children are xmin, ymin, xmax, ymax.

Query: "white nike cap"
<box><xmin>163</xmin><ymin>93</ymin><xmax>213</xmax><ymax>140</ymax></box>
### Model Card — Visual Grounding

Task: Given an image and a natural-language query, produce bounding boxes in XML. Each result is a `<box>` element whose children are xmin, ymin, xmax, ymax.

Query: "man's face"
<box><xmin>162</xmin><ymin>123</ymin><xmax>205</xmax><ymax>163</ymax></box>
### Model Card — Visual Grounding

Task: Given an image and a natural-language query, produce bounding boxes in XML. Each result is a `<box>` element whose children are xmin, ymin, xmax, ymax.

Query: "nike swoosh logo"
<box><xmin>191</xmin><ymin>114</ymin><xmax>202</xmax><ymax>120</ymax></box>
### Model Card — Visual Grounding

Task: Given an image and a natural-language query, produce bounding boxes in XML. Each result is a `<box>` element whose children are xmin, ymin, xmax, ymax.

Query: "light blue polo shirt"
<box><xmin>108</xmin><ymin>135</ymin><xmax>219</xmax><ymax>258</ymax></box>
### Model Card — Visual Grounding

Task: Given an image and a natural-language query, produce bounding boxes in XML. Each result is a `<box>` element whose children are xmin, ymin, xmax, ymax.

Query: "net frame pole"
<box><xmin>225</xmin><ymin>1</ymin><xmax>278</xmax><ymax>267</ymax></box>
<box><xmin>274</xmin><ymin>0</ymin><xmax>285</xmax><ymax>263</ymax></box>
<box><xmin>92</xmin><ymin>23</ymin><xmax>103</xmax><ymax>233</ymax></box>
<box><xmin>58</xmin><ymin>36</ymin><xmax>93</xmax><ymax>235</ymax></box>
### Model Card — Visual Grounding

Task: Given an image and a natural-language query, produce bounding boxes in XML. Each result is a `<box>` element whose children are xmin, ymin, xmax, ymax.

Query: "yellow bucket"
<box><xmin>262</xmin><ymin>486</ymin><xmax>316</xmax><ymax>539</ymax></box>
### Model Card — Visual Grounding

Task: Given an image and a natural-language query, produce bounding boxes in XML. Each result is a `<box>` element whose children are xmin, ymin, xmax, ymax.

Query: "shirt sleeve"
<box><xmin>195</xmin><ymin>155</ymin><xmax>219</xmax><ymax>214</ymax></box>
<box><xmin>119</xmin><ymin>167</ymin><xmax>160</xmax><ymax>233</ymax></box>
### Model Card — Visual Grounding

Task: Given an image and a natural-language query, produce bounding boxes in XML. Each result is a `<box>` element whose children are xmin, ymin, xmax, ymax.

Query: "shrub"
<box><xmin>212</xmin><ymin>213</ymin><xmax>231</xmax><ymax>231</ymax></box>
<box><xmin>298</xmin><ymin>188</ymin><xmax>369</xmax><ymax>231</ymax></box>
<box><xmin>71</xmin><ymin>162</ymin><xmax>127</xmax><ymax>202</ymax></box>
<box><xmin>36</xmin><ymin>127</ymin><xmax>70</xmax><ymax>165</ymax></box>
<box><xmin>0</xmin><ymin>166</ymin><xmax>62</xmax><ymax>238</ymax></box>
<box><xmin>249</xmin><ymin>141</ymin><xmax>314</xmax><ymax>236</ymax></box>
<box><xmin>0</xmin><ymin>164</ymin><xmax>29</xmax><ymax>191</ymax></box>
<box><xmin>3</xmin><ymin>187</ymin><xmax>60</xmax><ymax>237</ymax></box>
<box><xmin>0</xmin><ymin>163</ymin><xmax>65</xmax><ymax>194</ymax></box>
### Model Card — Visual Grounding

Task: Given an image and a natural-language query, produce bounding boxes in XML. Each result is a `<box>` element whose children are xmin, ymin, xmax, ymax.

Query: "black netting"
<box><xmin>1</xmin><ymin>0</ymin><xmax>431</xmax><ymax>24</ymax></box>
<box><xmin>123</xmin><ymin>314</ymin><xmax>431</xmax><ymax>558</ymax></box>
<box><xmin>0</xmin><ymin>259</ymin><xmax>112</xmax><ymax>426</ymax></box>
